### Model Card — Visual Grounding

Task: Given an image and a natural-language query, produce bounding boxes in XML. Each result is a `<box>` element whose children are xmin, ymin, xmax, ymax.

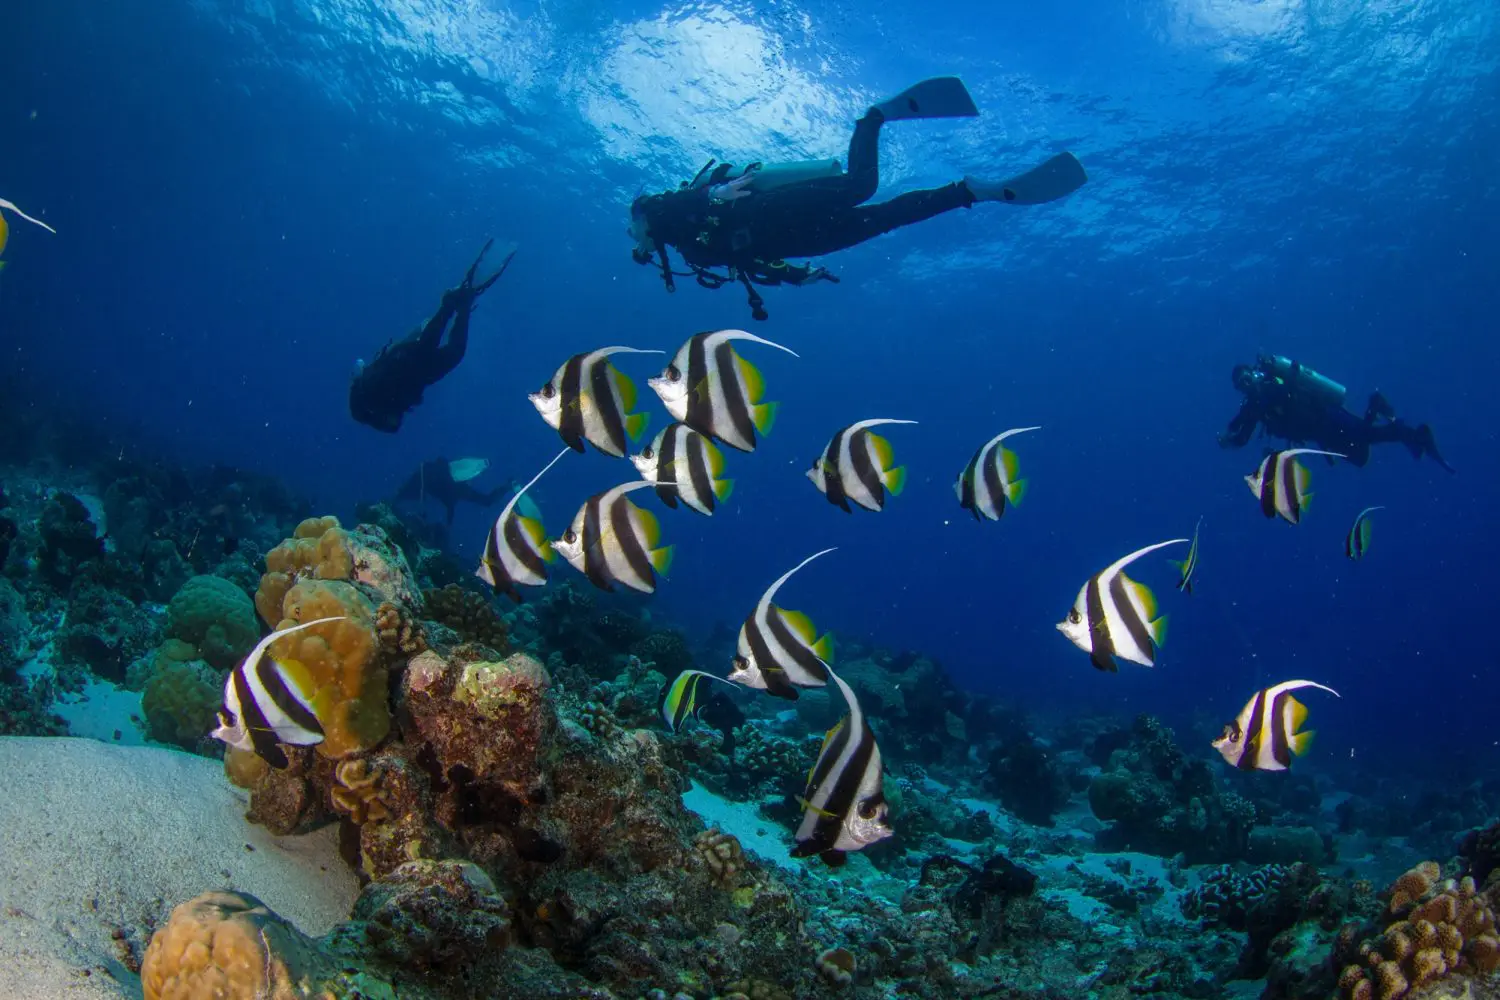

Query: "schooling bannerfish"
<box><xmin>476</xmin><ymin>449</ymin><xmax>568</xmax><ymax>601</ymax></box>
<box><xmin>1057</xmin><ymin>538</ymin><xmax>1186</xmax><ymax>672</ymax></box>
<box><xmin>1172</xmin><ymin>517</ymin><xmax>1202</xmax><ymax>594</ymax></box>
<box><xmin>210</xmin><ymin>616</ymin><xmax>349</xmax><ymax>769</ymax></box>
<box><xmin>530</xmin><ymin>346</ymin><xmax>662</xmax><ymax>457</ymax></box>
<box><xmin>660</xmin><ymin>668</ymin><xmax>739</xmax><ymax>732</ymax></box>
<box><xmin>729</xmin><ymin>548</ymin><xmax>837</xmax><ymax>699</ymax></box>
<box><xmin>955</xmin><ymin>426</ymin><xmax>1039</xmax><ymax>521</ymax></box>
<box><xmin>1212</xmin><ymin>680</ymin><xmax>1341</xmax><ymax>772</ymax></box>
<box><xmin>1345</xmin><ymin>505</ymin><xmax>1383</xmax><ymax>560</ymax></box>
<box><xmin>648</xmin><ymin>329</ymin><xmax>798</xmax><ymax>453</ymax></box>
<box><xmin>631</xmin><ymin>422</ymin><xmax>734</xmax><ymax>516</ymax></box>
<box><xmin>1246</xmin><ymin>449</ymin><xmax>1345</xmax><ymax>525</ymax></box>
<box><xmin>808</xmin><ymin>419</ymin><xmax>916</xmax><ymax>513</ymax></box>
<box><xmin>792</xmin><ymin>668</ymin><xmax>893</xmax><ymax>865</ymax></box>
<box><xmin>553</xmin><ymin>481</ymin><xmax>674</xmax><ymax>594</ymax></box>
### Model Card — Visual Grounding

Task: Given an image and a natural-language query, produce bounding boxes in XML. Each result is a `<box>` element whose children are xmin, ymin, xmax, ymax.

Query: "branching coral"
<box><xmin>423</xmin><ymin>583</ymin><xmax>508</xmax><ymax>653</ymax></box>
<box><xmin>1336</xmin><ymin>861</ymin><xmax>1499</xmax><ymax>999</ymax></box>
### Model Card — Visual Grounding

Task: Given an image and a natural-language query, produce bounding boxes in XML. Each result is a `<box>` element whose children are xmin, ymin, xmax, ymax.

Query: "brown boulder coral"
<box><xmin>423</xmin><ymin>583</ymin><xmax>509</xmax><ymax>653</ymax></box>
<box><xmin>255</xmin><ymin>515</ymin><xmax>420</xmax><ymax>627</ymax></box>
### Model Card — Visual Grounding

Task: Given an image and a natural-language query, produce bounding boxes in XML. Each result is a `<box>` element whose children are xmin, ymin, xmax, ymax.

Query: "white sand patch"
<box><xmin>0</xmin><ymin>737</ymin><xmax>358</xmax><ymax>1000</ymax></box>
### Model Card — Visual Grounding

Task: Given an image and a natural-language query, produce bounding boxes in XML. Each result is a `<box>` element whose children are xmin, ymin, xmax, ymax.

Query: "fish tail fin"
<box><xmin>626</xmin><ymin>410</ymin><xmax>650</xmax><ymax>442</ymax></box>
<box><xmin>882</xmin><ymin>465</ymin><xmax>907</xmax><ymax>495</ymax></box>
<box><xmin>1149</xmin><ymin>614</ymin><xmax>1169</xmax><ymax>646</ymax></box>
<box><xmin>812</xmin><ymin>632</ymin><xmax>835</xmax><ymax>663</ymax></box>
<box><xmin>650</xmin><ymin>545</ymin><xmax>675</xmax><ymax>576</ymax></box>
<box><xmin>1300</xmin><ymin>491</ymin><xmax>1314</xmax><ymax>511</ymax></box>
<box><xmin>1003</xmin><ymin>477</ymin><xmax>1028</xmax><ymax>507</ymax></box>
<box><xmin>1290</xmin><ymin>728</ymin><xmax>1316</xmax><ymax>757</ymax></box>
<box><xmin>714</xmin><ymin>477</ymin><xmax>735</xmax><ymax>501</ymax></box>
<box><xmin>752</xmin><ymin>401</ymin><xmax>779</xmax><ymax>435</ymax></box>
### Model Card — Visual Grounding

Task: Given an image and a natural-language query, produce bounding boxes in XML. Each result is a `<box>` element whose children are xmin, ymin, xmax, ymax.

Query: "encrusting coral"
<box><xmin>1336</xmin><ymin>861</ymin><xmax>1500</xmax><ymax>999</ymax></box>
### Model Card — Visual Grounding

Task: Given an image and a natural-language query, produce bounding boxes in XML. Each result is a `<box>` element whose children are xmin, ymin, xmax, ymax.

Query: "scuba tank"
<box><xmin>684</xmin><ymin>158</ymin><xmax>843</xmax><ymax>193</ymax></box>
<box><xmin>1258</xmin><ymin>354</ymin><xmax>1346</xmax><ymax>409</ymax></box>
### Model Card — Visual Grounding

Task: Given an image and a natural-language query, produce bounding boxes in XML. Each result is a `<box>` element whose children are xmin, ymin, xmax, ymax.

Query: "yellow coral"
<box><xmin>1413</xmin><ymin>893</ymin><xmax>1457</xmax><ymax>926</ymax></box>
<box><xmin>1338</xmin><ymin>964</ymin><xmax>1371</xmax><ymax>1000</ymax></box>
<box><xmin>255</xmin><ymin>516</ymin><xmax>355</xmax><ymax>626</ymax></box>
<box><xmin>694</xmin><ymin>827</ymin><xmax>744</xmax><ymax>889</ymax></box>
<box><xmin>1408</xmin><ymin>947</ymin><xmax>1445</xmax><ymax>988</ymax></box>
<box><xmin>1383</xmin><ymin>926</ymin><xmax>1414</xmax><ymax>962</ymax></box>
<box><xmin>816</xmin><ymin>946</ymin><xmax>856</xmax><ymax>986</ymax></box>
<box><xmin>331</xmin><ymin>758</ymin><xmax>391</xmax><ymax>825</ymax></box>
<box><xmin>272</xmin><ymin>579</ymin><xmax>387</xmax><ymax>759</ymax></box>
<box><xmin>1389</xmin><ymin>861</ymin><xmax>1440</xmax><ymax>914</ymax></box>
<box><xmin>1471</xmin><ymin>933</ymin><xmax>1500</xmax><ymax>973</ymax></box>
<box><xmin>1372</xmin><ymin>960</ymin><xmax>1407</xmax><ymax>1000</ymax></box>
<box><xmin>223</xmin><ymin>746</ymin><xmax>269</xmax><ymax>790</ymax></box>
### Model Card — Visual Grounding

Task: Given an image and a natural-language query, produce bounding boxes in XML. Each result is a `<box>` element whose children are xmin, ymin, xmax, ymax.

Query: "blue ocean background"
<box><xmin>4</xmin><ymin>0</ymin><xmax>1496</xmax><ymax>785</ymax></box>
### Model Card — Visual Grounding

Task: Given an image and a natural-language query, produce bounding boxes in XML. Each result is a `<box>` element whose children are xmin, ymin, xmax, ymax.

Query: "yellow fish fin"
<box><xmin>777</xmin><ymin>608</ymin><xmax>818</xmax><ymax>646</ymax></box>
<box><xmin>735</xmin><ymin>352</ymin><xmax>766</xmax><ymax>403</ymax></box>
<box><xmin>609</xmin><ymin>364</ymin><xmax>638</xmax><ymax>411</ymax></box>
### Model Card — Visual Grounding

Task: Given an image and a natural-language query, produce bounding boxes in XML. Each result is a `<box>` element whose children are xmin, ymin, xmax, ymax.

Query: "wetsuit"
<box><xmin>349</xmin><ymin>242</ymin><xmax>512</xmax><ymax>433</ymax></box>
<box><xmin>1220</xmin><ymin>377</ymin><xmax>1453</xmax><ymax>471</ymax></box>
<box><xmin>395</xmin><ymin>459</ymin><xmax>503</xmax><ymax>525</ymax></box>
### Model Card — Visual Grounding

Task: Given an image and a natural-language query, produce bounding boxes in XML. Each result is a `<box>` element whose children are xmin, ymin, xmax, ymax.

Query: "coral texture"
<box><xmin>164</xmin><ymin>574</ymin><xmax>259</xmax><ymax>671</ymax></box>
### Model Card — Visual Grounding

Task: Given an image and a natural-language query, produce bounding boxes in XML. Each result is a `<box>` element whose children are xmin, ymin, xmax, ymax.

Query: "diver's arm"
<box><xmin>1219</xmin><ymin>400</ymin><xmax>1259</xmax><ymax>448</ymax></box>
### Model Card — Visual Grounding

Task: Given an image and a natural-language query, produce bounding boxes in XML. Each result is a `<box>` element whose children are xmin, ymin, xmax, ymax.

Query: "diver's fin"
<box><xmin>966</xmin><ymin>152</ymin><xmax>1088</xmax><ymax>205</ymax></box>
<box><xmin>872</xmin><ymin>77</ymin><xmax>979</xmax><ymax>121</ymax></box>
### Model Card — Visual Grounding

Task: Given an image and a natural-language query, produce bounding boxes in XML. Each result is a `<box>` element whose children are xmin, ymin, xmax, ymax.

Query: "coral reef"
<box><xmin>141</xmin><ymin>657</ymin><xmax>221</xmax><ymax>750</ymax></box>
<box><xmin>424</xmin><ymin>582</ymin><xmax>509</xmax><ymax>654</ymax></box>
<box><xmin>163</xmin><ymin>574</ymin><xmax>258</xmax><ymax>671</ymax></box>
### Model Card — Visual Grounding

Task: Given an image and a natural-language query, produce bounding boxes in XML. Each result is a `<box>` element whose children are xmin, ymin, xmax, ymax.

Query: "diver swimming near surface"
<box><xmin>1218</xmin><ymin>354</ymin><xmax>1454</xmax><ymax>472</ymax></box>
<box><xmin>627</xmin><ymin>77</ymin><xmax>1088</xmax><ymax>320</ymax></box>
<box><xmin>349</xmin><ymin>240</ymin><xmax>514</xmax><ymax>433</ymax></box>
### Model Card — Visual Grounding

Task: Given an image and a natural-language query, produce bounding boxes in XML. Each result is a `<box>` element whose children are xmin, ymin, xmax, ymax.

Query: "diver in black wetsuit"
<box><xmin>395</xmin><ymin>458</ymin><xmax>505</xmax><ymax>526</ymax></box>
<box><xmin>627</xmin><ymin>77</ymin><xmax>1087</xmax><ymax>319</ymax></box>
<box><xmin>349</xmin><ymin>241</ymin><xmax>514</xmax><ymax>432</ymax></box>
<box><xmin>1218</xmin><ymin>354</ymin><xmax>1454</xmax><ymax>472</ymax></box>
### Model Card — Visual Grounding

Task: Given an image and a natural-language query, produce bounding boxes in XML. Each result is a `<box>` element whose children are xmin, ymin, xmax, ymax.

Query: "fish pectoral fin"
<box><xmin>625</xmin><ymin>410</ymin><xmax>650</xmax><ymax>442</ymax></box>
<box><xmin>648</xmin><ymin>545</ymin><xmax>675</xmax><ymax>576</ymax></box>
<box><xmin>1003</xmin><ymin>477</ymin><xmax>1027</xmax><ymax>506</ymax></box>
<box><xmin>882</xmin><ymin>465</ymin><xmax>907</xmax><ymax>496</ymax></box>
<box><xmin>752</xmin><ymin>401</ymin><xmax>779</xmax><ymax>435</ymax></box>
<box><xmin>1289</xmin><ymin>728</ymin><xmax>1316</xmax><ymax>756</ymax></box>
<box><xmin>713</xmin><ymin>477</ymin><xmax>735</xmax><ymax>502</ymax></box>
<box><xmin>797</xmin><ymin>796</ymin><xmax>840</xmax><ymax>819</ymax></box>
<box><xmin>735</xmin><ymin>353</ymin><xmax>767</xmax><ymax>403</ymax></box>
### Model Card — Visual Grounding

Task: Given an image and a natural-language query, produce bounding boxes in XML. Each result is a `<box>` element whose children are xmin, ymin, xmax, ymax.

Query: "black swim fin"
<box><xmin>967</xmin><ymin>152</ymin><xmax>1088</xmax><ymax>205</ymax></box>
<box><xmin>871</xmin><ymin>77</ymin><xmax>979</xmax><ymax>121</ymax></box>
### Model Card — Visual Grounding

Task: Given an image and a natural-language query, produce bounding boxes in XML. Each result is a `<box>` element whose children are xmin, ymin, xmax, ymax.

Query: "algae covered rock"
<box><xmin>350</xmin><ymin>859</ymin><xmax>510</xmax><ymax>972</ymax></box>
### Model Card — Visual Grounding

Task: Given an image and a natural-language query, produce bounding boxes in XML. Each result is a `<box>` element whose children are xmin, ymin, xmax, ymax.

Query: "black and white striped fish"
<box><xmin>210</xmin><ymin>616</ymin><xmax>348</xmax><ymax>768</ymax></box>
<box><xmin>1345</xmin><ymin>506</ymin><xmax>1383</xmax><ymax>560</ymax></box>
<box><xmin>1171</xmin><ymin>517</ymin><xmax>1203</xmax><ymax>594</ymax></box>
<box><xmin>792</xmin><ymin>668</ymin><xmax>893</xmax><ymax>865</ymax></box>
<box><xmin>1056</xmin><ymin>538</ymin><xmax>1186</xmax><ymax>672</ymax></box>
<box><xmin>660</xmin><ymin>669</ymin><xmax>738</xmax><ymax>732</ymax></box>
<box><xmin>807</xmin><ymin>419</ymin><xmax>916</xmax><ymax>513</ymax></box>
<box><xmin>630</xmin><ymin>422</ymin><xmax>734</xmax><ymax>516</ymax></box>
<box><xmin>955</xmin><ymin>426</ymin><xmax>1039</xmax><ymax>521</ymax></box>
<box><xmin>647</xmin><ymin>330</ymin><xmax>798</xmax><ymax>453</ymax></box>
<box><xmin>553</xmin><ymin>481</ymin><xmax>674</xmax><ymax>594</ymax></box>
<box><xmin>475</xmin><ymin>449</ymin><xmax>568</xmax><ymax>601</ymax></box>
<box><xmin>728</xmin><ymin>548</ymin><xmax>836</xmax><ymax>700</ymax></box>
<box><xmin>529</xmin><ymin>346</ymin><xmax>663</xmax><ymax>457</ymax></box>
<box><xmin>1245</xmin><ymin>448</ymin><xmax>1345</xmax><ymax>524</ymax></box>
<box><xmin>1212</xmin><ymin>680</ymin><xmax>1340</xmax><ymax>772</ymax></box>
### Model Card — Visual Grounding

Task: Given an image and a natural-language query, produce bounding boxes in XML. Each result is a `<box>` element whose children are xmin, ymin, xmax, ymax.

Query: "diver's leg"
<box><xmin>430</xmin><ymin>302</ymin><xmax>471</xmax><ymax>379</ymax></box>
<box><xmin>809</xmin><ymin>183</ymin><xmax>976</xmax><ymax>256</ymax></box>
<box><xmin>840</xmin><ymin>113</ymin><xmax>884</xmax><ymax>205</ymax></box>
<box><xmin>418</xmin><ymin>294</ymin><xmax>459</xmax><ymax>349</ymax></box>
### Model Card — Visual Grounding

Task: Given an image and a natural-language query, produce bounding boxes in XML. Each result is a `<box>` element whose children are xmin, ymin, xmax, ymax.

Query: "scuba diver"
<box><xmin>627</xmin><ymin>76</ymin><xmax>1088</xmax><ymax>320</ymax></box>
<box><xmin>349</xmin><ymin>240</ymin><xmax>514</xmax><ymax>433</ymax></box>
<box><xmin>394</xmin><ymin>457</ymin><xmax>505</xmax><ymax>526</ymax></box>
<box><xmin>1219</xmin><ymin>354</ymin><xmax>1454</xmax><ymax>472</ymax></box>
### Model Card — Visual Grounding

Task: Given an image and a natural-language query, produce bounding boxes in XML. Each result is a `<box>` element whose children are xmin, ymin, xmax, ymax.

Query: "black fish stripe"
<box><xmin>502</xmin><ymin>512</ymin><xmax>546</xmax><ymax>579</ymax></box>
<box><xmin>684</xmin><ymin>334</ymin><xmax>714</xmax><ymax>435</ymax></box>
<box><xmin>255</xmin><ymin>655</ymin><xmax>324</xmax><ymax>737</ymax></box>
<box><xmin>559</xmin><ymin>354</ymin><xmax>587</xmax><ymax>452</ymax></box>
<box><xmin>1084</xmin><ymin>575</ymin><xmax>1117</xmax><ymax>672</ymax></box>
<box><xmin>744</xmin><ymin>617</ymin><xmax>799</xmax><ymax>698</ymax></box>
<box><xmin>655</xmin><ymin>424</ymin><xmax>680</xmax><ymax>509</ymax></box>
<box><xmin>1107</xmin><ymin>572</ymin><xmax>1155</xmax><ymax>664</ymax></box>
<box><xmin>233</xmin><ymin>668</ymin><xmax>289</xmax><ymax>769</ymax></box>
<box><xmin>822</xmin><ymin>430</ymin><xmax>851</xmax><ymax>511</ymax></box>
<box><xmin>981</xmin><ymin>444</ymin><xmax>1007</xmax><ymax>519</ymax></box>
<box><xmin>847</xmin><ymin>429</ymin><xmax>885</xmax><ymax>508</ymax></box>
<box><xmin>765</xmin><ymin>605</ymin><xmax>830</xmax><ymax>684</ymax></box>
<box><xmin>1239</xmin><ymin>691</ymin><xmax>1267</xmax><ymax>770</ymax></box>
<box><xmin>588</xmin><ymin>354</ymin><xmax>628</xmax><ymax>455</ymax></box>
<box><xmin>480</xmin><ymin>528</ymin><xmax>510</xmax><ymax>595</ymax></box>
<box><xmin>1268</xmin><ymin>689</ymin><xmax>1293</xmax><ymax>767</ymax></box>
<box><xmin>685</xmin><ymin>431</ymin><xmax>715</xmax><ymax>512</ymax></box>
<box><xmin>581</xmin><ymin>498</ymin><xmax>613</xmax><ymax>591</ymax></box>
<box><xmin>673</xmin><ymin>674</ymin><xmax>699</xmax><ymax>728</ymax></box>
<box><xmin>609</xmin><ymin>494</ymin><xmax>655</xmax><ymax>586</ymax></box>
<box><xmin>1277</xmin><ymin>452</ymin><xmax>1301</xmax><ymax>523</ymax></box>
<box><xmin>1258</xmin><ymin>456</ymin><xmax>1278</xmax><ymax>519</ymax></box>
<box><xmin>714</xmin><ymin>339</ymin><xmax>756</xmax><ymax>449</ymax></box>
<box><xmin>959</xmin><ymin>449</ymin><xmax>981</xmax><ymax>520</ymax></box>
<box><xmin>804</xmin><ymin>720</ymin><xmax>876</xmax><ymax>854</ymax></box>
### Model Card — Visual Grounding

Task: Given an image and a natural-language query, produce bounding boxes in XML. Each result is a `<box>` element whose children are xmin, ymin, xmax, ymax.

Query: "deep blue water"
<box><xmin>4</xmin><ymin>0</ymin><xmax>1497</xmax><ymax>778</ymax></box>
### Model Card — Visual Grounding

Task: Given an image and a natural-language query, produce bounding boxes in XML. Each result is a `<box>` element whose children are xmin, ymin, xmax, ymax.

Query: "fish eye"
<box><xmin>665</xmin><ymin>364</ymin><xmax>681</xmax><ymax>382</ymax></box>
<box><xmin>541</xmin><ymin>382</ymin><xmax>556</xmax><ymax>399</ymax></box>
<box><xmin>563</xmin><ymin>529</ymin><xmax>577</xmax><ymax>544</ymax></box>
<box><xmin>857</xmin><ymin>798</ymin><xmax>882</xmax><ymax>820</ymax></box>
<box><xmin>732</xmin><ymin>654</ymin><xmax>748</xmax><ymax>669</ymax></box>
<box><xmin>1067</xmin><ymin>609</ymin><xmax>1082</xmax><ymax>624</ymax></box>
<box><xmin>641</xmin><ymin>446</ymin><xmax>654</xmax><ymax>459</ymax></box>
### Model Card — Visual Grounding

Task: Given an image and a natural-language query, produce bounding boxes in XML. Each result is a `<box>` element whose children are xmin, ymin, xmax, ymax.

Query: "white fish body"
<box><xmin>1057</xmin><ymin>539</ymin><xmax>1186</xmax><ymax>671</ymax></box>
